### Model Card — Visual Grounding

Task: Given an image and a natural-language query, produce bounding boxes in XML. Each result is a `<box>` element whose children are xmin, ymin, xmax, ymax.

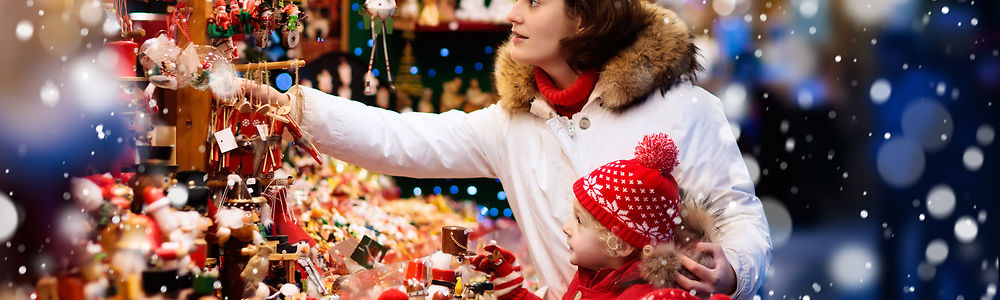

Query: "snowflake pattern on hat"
<box><xmin>583</xmin><ymin>175</ymin><xmax>604</xmax><ymax>204</ymax></box>
<box><xmin>574</xmin><ymin>133</ymin><xmax>682</xmax><ymax>248</ymax></box>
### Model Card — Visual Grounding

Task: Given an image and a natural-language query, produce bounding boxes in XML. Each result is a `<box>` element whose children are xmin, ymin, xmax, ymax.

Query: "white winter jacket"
<box><xmin>295</xmin><ymin>3</ymin><xmax>770</xmax><ymax>299</ymax></box>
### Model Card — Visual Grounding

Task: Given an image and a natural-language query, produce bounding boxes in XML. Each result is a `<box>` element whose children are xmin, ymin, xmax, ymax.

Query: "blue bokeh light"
<box><xmin>275</xmin><ymin>73</ymin><xmax>292</xmax><ymax>91</ymax></box>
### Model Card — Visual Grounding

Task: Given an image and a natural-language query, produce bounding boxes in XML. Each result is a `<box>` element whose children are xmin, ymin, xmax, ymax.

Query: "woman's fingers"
<box><xmin>674</xmin><ymin>271</ymin><xmax>711</xmax><ymax>294</ymax></box>
<box><xmin>678</xmin><ymin>252</ymin><xmax>714</xmax><ymax>282</ymax></box>
<box><xmin>694</xmin><ymin>242</ymin><xmax>725</xmax><ymax>270</ymax></box>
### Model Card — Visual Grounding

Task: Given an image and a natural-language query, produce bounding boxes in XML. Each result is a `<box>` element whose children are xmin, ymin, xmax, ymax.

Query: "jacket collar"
<box><xmin>494</xmin><ymin>2</ymin><xmax>702</xmax><ymax>115</ymax></box>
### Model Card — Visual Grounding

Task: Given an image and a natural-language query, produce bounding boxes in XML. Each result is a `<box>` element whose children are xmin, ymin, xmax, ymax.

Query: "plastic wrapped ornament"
<box><xmin>139</xmin><ymin>34</ymin><xmax>183</xmax><ymax>89</ymax></box>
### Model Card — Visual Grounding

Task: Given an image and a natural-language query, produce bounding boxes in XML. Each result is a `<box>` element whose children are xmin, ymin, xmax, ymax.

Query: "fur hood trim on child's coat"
<box><xmin>639</xmin><ymin>200</ymin><xmax>723</xmax><ymax>289</ymax></box>
<box><xmin>493</xmin><ymin>2</ymin><xmax>702</xmax><ymax>113</ymax></box>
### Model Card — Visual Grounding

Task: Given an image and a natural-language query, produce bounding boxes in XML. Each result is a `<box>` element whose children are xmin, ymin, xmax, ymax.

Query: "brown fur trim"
<box><xmin>494</xmin><ymin>3</ymin><xmax>702</xmax><ymax>113</ymax></box>
<box><xmin>674</xmin><ymin>200</ymin><xmax>721</xmax><ymax>246</ymax></box>
<box><xmin>639</xmin><ymin>202</ymin><xmax>719</xmax><ymax>288</ymax></box>
<box><xmin>493</xmin><ymin>40</ymin><xmax>538</xmax><ymax>112</ymax></box>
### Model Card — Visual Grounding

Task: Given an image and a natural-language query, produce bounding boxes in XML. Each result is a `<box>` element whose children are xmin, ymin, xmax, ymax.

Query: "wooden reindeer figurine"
<box><xmin>361</xmin><ymin>0</ymin><xmax>396</xmax><ymax>95</ymax></box>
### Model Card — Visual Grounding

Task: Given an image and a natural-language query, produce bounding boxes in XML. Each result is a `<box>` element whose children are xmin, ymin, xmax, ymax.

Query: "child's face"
<box><xmin>562</xmin><ymin>203</ymin><xmax>617</xmax><ymax>271</ymax></box>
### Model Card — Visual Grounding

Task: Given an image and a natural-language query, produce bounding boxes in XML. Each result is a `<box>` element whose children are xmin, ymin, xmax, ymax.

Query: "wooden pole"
<box><xmin>172</xmin><ymin>0</ymin><xmax>213</xmax><ymax>172</ymax></box>
<box><xmin>234</xmin><ymin>59</ymin><xmax>306</xmax><ymax>72</ymax></box>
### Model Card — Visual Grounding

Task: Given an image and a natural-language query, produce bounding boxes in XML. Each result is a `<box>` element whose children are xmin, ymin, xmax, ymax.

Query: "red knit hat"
<box><xmin>572</xmin><ymin>133</ymin><xmax>681</xmax><ymax>249</ymax></box>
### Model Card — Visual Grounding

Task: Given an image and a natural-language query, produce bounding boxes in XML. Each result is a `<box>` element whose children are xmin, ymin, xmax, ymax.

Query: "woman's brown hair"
<box><xmin>560</xmin><ymin>0</ymin><xmax>647</xmax><ymax>72</ymax></box>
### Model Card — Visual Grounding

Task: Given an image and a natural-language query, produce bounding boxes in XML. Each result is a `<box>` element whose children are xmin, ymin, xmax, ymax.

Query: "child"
<box><xmin>470</xmin><ymin>133</ymin><xmax>732</xmax><ymax>300</ymax></box>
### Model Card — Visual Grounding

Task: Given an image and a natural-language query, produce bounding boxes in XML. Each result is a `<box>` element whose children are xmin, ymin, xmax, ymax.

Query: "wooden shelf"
<box><xmin>394</xmin><ymin>20</ymin><xmax>511</xmax><ymax>32</ymax></box>
<box><xmin>300</xmin><ymin>38</ymin><xmax>343</xmax><ymax>63</ymax></box>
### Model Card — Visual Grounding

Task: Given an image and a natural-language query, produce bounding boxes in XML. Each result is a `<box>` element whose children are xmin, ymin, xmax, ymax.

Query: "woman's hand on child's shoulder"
<box><xmin>673</xmin><ymin>242</ymin><xmax>737</xmax><ymax>297</ymax></box>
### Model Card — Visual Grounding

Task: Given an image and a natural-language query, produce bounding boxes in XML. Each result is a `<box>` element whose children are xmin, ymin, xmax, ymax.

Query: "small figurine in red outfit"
<box><xmin>213</xmin><ymin>0</ymin><xmax>232</xmax><ymax>30</ymax></box>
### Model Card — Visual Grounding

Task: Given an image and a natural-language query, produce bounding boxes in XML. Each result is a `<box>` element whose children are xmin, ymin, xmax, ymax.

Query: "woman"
<box><xmin>243</xmin><ymin>0</ymin><xmax>771</xmax><ymax>298</ymax></box>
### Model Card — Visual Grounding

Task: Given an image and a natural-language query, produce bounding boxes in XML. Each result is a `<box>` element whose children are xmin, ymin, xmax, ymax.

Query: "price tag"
<box><xmin>256</xmin><ymin>124</ymin><xmax>270</xmax><ymax>141</ymax></box>
<box><xmin>214</xmin><ymin>127</ymin><xmax>237</xmax><ymax>153</ymax></box>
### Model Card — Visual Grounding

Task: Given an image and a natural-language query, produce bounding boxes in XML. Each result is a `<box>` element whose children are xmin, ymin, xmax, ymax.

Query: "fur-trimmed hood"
<box><xmin>493</xmin><ymin>2</ymin><xmax>701</xmax><ymax>113</ymax></box>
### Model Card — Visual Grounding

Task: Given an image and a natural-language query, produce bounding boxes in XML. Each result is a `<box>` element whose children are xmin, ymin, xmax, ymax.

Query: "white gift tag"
<box><xmin>214</xmin><ymin>127</ymin><xmax>237</xmax><ymax>153</ymax></box>
<box><xmin>256</xmin><ymin>124</ymin><xmax>269</xmax><ymax>141</ymax></box>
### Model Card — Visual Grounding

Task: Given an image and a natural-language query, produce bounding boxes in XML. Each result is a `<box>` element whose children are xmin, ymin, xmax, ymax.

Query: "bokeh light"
<box><xmin>742</xmin><ymin>154</ymin><xmax>760</xmax><ymax>184</ymax></box>
<box><xmin>761</xmin><ymin>197</ymin><xmax>792</xmax><ymax>248</ymax></box>
<box><xmin>953</xmin><ymin>216</ymin><xmax>978</xmax><ymax>243</ymax></box>
<box><xmin>0</xmin><ymin>194</ymin><xmax>18</xmax><ymax>242</ymax></box>
<box><xmin>167</xmin><ymin>185</ymin><xmax>189</xmax><ymax>208</ymax></box>
<box><xmin>78</xmin><ymin>0</ymin><xmax>103</xmax><ymax>26</ymax></box>
<box><xmin>901</xmin><ymin>99</ymin><xmax>953</xmax><ymax>152</ymax></box>
<box><xmin>16</xmin><ymin>20</ymin><xmax>34</xmax><ymax>41</ymax></box>
<box><xmin>869</xmin><ymin>79</ymin><xmax>891</xmax><ymax>104</ymax></box>
<box><xmin>876</xmin><ymin>138</ymin><xmax>925</xmax><ymax>188</ymax></box>
<box><xmin>925</xmin><ymin>239</ymin><xmax>948</xmax><ymax>265</ymax></box>
<box><xmin>721</xmin><ymin>83</ymin><xmax>748</xmax><ymax>121</ymax></box>
<box><xmin>829</xmin><ymin>244</ymin><xmax>878</xmax><ymax>291</ymax></box>
<box><xmin>976</xmin><ymin>125</ymin><xmax>995</xmax><ymax>146</ymax></box>
<box><xmin>962</xmin><ymin>146</ymin><xmax>984</xmax><ymax>172</ymax></box>
<box><xmin>39</xmin><ymin>80</ymin><xmax>60</xmax><ymax>107</ymax></box>
<box><xmin>926</xmin><ymin>184</ymin><xmax>956</xmax><ymax>220</ymax></box>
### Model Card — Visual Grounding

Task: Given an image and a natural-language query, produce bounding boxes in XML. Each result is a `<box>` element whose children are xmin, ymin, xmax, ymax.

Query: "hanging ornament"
<box><xmin>253</xmin><ymin>2</ymin><xmax>275</xmax><ymax>47</ymax></box>
<box><xmin>281</xmin><ymin>4</ymin><xmax>303</xmax><ymax>48</ymax></box>
<box><xmin>361</xmin><ymin>0</ymin><xmax>397</xmax><ymax>95</ymax></box>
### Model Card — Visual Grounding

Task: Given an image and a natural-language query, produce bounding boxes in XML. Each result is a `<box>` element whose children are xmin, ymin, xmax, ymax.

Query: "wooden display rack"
<box><xmin>166</xmin><ymin>3</ymin><xmax>308</xmax><ymax>172</ymax></box>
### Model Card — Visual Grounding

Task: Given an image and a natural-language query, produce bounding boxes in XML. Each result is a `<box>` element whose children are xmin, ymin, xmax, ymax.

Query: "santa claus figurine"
<box><xmin>139</xmin><ymin>187</ymin><xmax>189</xmax><ymax>264</ymax></box>
<box><xmin>213</xmin><ymin>0</ymin><xmax>232</xmax><ymax>30</ymax></box>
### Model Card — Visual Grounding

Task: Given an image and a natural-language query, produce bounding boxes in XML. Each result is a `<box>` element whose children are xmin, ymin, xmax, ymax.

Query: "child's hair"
<box><xmin>573</xmin><ymin>201</ymin><xmax>636</xmax><ymax>257</ymax></box>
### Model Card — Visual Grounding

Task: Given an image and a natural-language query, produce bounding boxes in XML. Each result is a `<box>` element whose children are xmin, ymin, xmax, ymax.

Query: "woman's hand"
<box><xmin>673</xmin><ymin>242</ymin><xmax>737</xmax><ymax>298</ymax></box>
<box><xmin>237</xmin><ymin>78</ymin><xmax>290</xmax><ymax>106</ymax></box>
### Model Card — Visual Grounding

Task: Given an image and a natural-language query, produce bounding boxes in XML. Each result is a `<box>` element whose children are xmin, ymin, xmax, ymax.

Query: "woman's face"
<box><xmin>505</xmin><ymin>0</ymin><xmax>578</xmax><ymax>67</ymax></box>
<box><xmin>562</xmin><ymin>203</ymin><xmax>616</xmax><ymax>271</ymax></box>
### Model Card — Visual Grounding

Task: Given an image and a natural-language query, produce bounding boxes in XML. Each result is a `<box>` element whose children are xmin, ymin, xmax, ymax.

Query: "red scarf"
<box><xmin>535</xmin><ymin>67</ymin><xmax>599</xmax><ymax>118</ymax></box>
<box><xmin>562</xmin><ymin>258</ymin><xmax>655</xmax><ymax>300</ymax></box>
